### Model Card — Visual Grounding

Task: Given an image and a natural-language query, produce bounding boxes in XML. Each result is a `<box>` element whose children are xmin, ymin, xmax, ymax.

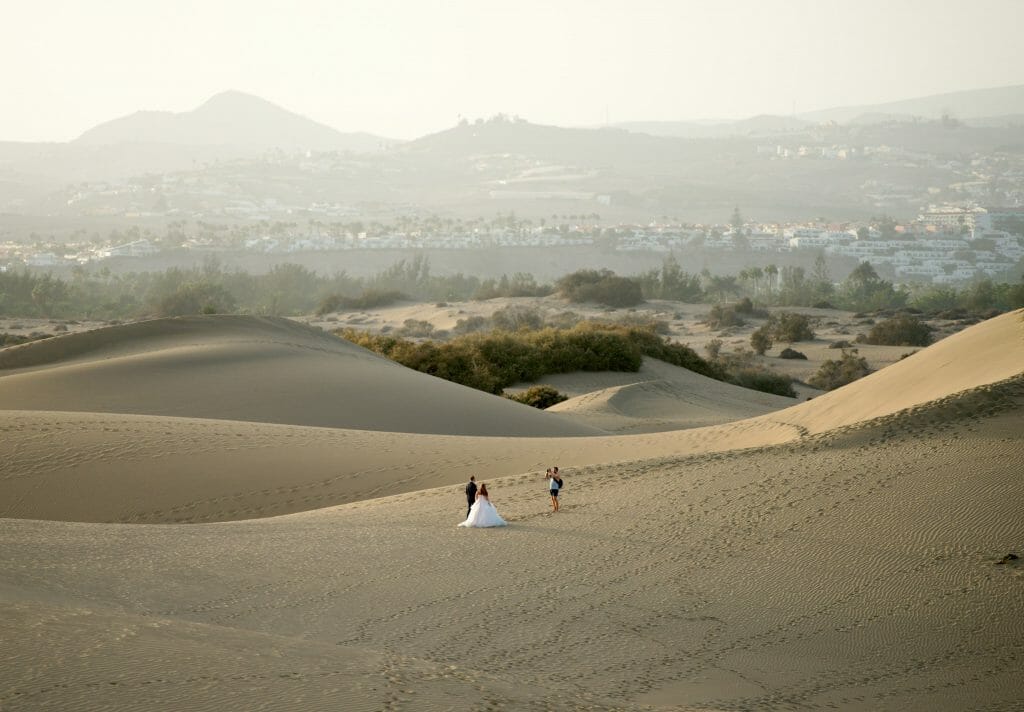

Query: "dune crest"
<box><xmin>755</xmin><ymin>308</ymin><xmax>1024</xmax><ymax>435</ymax></box>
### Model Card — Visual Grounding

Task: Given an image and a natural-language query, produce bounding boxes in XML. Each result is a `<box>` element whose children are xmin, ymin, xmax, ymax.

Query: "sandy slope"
<box><xmin>541</xmin><ymin>357</ymin><xmax>800</xmax><ymax>433</ymax></box>
<box><xmin>2</xmin><ymin>310</ymin><xmax>1020</xmax><ymax>525</ymax></box>
<box><xmin>1</xmin><ymin>310</ymin><xmax>1022</xmax><ymax>710</ymax></box>
<box><xmin>1</xmin><ymin>382</ymin><xmax>1022</xmax><ymax>710</ymax></box>
<box><xmin>0</xmin><ymin>314</ymin><xmax>598</xmax><ymax>437</ymax></box>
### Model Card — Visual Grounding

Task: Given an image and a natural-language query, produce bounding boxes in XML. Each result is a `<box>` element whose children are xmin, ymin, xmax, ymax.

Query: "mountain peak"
<box><xmin>195</xmin><ymin>90</ymin><xmax>284</xmax><ymax>114</ymax></box>
<box><xmin>75</xmin><ymin>91</ymin><xmax>389</xmax><ymax>153</ymax></box>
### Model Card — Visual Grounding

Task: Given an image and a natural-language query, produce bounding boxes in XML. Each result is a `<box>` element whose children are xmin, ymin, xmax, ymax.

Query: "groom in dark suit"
<box><xmin>465</xmin><ymin>476</ymin><xmax>477</xmax><ymax>517</ymax></box>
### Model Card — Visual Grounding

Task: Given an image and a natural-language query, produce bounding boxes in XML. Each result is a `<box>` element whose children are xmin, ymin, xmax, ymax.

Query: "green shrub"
<box><xmin>858</xmin><ymin>314</ymin><xmax>933</xmax><ymax>346</ymax></box>
<box><xmin>734</xmin><ymin>297</ymin><xmax>769</xmax><ymax>318</ymax></box>
<box><xmin>339</xmin><ymin>321</ymin><xmax>720</xmax><ymax>394</ymax></box>
<box><xmin>154</xmin><ymin>281</ymin><xmax>236</xmax><ymax>317</ymax></box>
<box><xmin>396</xmin><ymin>319</ymin><xmax>435</xmax><ymax>337</ymax></box>
<box><xmin>750</xmin><ymin>326</ymin><xmax>773</xmax><ymax>355</ymax></box>
<box><xmin>808</xmin><ymin>350</ymin><xmax>872</xmax><ymax>391</ymax></box>
<box><xmin>771</xmin><ymin>312</ymin><xmax>815</xmax><ymax>342</ymax></box>
<box><xmin>451</xmin><ymin>315</ymin><xmax>488</xmax><ymax>335</ymax></box>
<box><xmin>316</xmin><ymin>289</ymin><xmax>405</xmax><ymax>315</ymax></box>
<box><xmin>728</xmin><ymin>367</ymin><xmax>796</xmax><ymax>398</ymax></box>
<box><xmin>705</xmin><ymin>338</ymin><xmax>724</xmax><ymax>360</ymax></box>
<box><xmin>557</xmin><ymin>269</ymin><xmax>644</xmax><ymax>307</ymax></box>
<box><xmin>491</xmin><ymin>305</ymin><xmax>544</xmax><ymax>331</ymax></box>
<box><xmin>504</xmin><ymin>385</ymin><xmax>569</xmax><ymax>409</ymax></box>
<box><xmin>0</xmin><ymin>332</ymin><xmax>52</xmax><ymax>346</ymax></box>
<box><xmin>706</xmin><ymin>304</ymin><xmax>745</xmax><ymax>329</ymax></box>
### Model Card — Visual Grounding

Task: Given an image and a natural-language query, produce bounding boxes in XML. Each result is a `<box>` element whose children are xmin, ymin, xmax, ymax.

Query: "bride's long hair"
<box><xmin>478</xmin><ymin>484</ymin><xmax>488</xmax><ymax>498</ymax></box>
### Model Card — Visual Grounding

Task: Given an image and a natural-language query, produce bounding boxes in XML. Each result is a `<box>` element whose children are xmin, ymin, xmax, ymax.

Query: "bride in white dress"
<box><xmin>458</xmin><ymin>484</ymin><xmax>507</xmax><ymax>528</ymax></box>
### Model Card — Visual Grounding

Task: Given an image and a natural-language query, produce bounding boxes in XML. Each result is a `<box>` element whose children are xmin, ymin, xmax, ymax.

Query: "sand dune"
<box><xmin>2</xmin><ymin>379</ymin><xmax>1022</xmax><ymax>710</ymax></box>
<box><xmin>2</xmin><ymin>310</ymin><xmax>1020</xmax><ymax>525</ymax></box>
<box><xmin>543</xmin><ymin>357</ymin><xmax>801</xmax><ymax>433</ymax></box>
<box><xmin>1</xmin><ymin>310</ymin><xmax>1022</xmax><ymax>710</ymax></box>
<box><xmin>754</xmin><ymin>306</ymin><xmax>1024</xmax><ymax>435</ymax></box>
<box><xmin>0</xmin><ymin>314</ymin><xmax>599</xmax><ymax>437</ymax></box>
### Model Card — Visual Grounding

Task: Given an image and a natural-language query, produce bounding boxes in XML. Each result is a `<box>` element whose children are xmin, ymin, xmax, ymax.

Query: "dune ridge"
<box><xmin>0</xmin><ymin>314</ymin><xmax>600</xmax><ymax>437</ymax></box>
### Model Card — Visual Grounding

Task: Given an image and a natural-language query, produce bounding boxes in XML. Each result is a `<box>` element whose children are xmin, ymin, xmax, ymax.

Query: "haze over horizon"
<box><xmin>4</xmin><ymin>0</ymin><xmax>1024</xmax><ymax>143</ymax></box>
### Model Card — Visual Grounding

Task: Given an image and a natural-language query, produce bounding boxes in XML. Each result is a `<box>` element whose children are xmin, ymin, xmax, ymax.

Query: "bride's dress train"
<box><xmin>458</xmin><ymin>497</ymin><xmax>507</xmax><ymax>528</ymax></box>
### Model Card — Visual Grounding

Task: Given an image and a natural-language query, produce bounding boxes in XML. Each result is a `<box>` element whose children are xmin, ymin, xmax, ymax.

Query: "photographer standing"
<box><xmin>545</xmin><ymin>467</ymin><xmax>562</xmax><ymax>513</ymax></box>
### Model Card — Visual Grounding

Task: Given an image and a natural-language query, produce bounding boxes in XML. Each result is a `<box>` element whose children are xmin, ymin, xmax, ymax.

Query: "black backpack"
<box><xmin>555</xmin><ymin>477</ymin><xmax>563</xmax><ymax>490</ymax></box>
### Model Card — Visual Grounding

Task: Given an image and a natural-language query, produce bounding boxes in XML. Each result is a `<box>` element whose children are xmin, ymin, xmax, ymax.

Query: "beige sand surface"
<box><xmin>1</xmin><ymin>310</ymin><xmax>1022</xmax><ymax>710</ymax></box>
<box><xmin>0</xmin><ymin>314</ymin><xmax>598</xmax><ymax>437</ymax></box>
<box><xmin>541</xmin><ymin>357</ymin><xmax>801</xmax><ymax>433</ymax></box>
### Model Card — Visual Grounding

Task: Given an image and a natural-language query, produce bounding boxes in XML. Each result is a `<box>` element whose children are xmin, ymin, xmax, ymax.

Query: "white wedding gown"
<box><xmin>458</xmin><ymin>496</ymin><xmax>507</xmax><ymax>528</ymax></box>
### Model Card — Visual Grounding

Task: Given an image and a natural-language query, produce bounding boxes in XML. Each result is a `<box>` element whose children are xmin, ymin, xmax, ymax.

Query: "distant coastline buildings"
<box><xmin>3</xmin><ymin>205</ymin><xmax>1022</xmax><ymax>287</ymax></box>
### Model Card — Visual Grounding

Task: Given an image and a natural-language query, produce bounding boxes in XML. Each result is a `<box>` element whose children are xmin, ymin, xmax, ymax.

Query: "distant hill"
<box><xmin>615</xmin><ymin>114</ymin><xmax>810</xmax><ymax>139</ymax></box>
<box><xmin>800</xmin><ymin>84</ymin><xmax>1024</xmax><ymax>124</ymax></box>
<box><xmin>75</xmin><ymin>90</ymin><xmax>392</xmax><ymax>153</ymax></box>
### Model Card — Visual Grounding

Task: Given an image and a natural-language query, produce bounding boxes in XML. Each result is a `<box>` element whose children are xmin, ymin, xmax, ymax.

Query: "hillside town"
<box><xmin>3</xmin><ymin>204</ymin><xmax>1023</xmax><ymax>287</ymax></box>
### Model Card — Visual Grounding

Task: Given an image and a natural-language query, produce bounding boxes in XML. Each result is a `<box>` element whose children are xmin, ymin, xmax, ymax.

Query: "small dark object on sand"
<box><xmin>779</xmin><ymin>347</ymin><xmax>807</xmax><ymax>360</ymax></box>
<box><xmin>995</xmin><ymin>553</ymin><xmax>1019</xmax><ymax>565</ymax></box>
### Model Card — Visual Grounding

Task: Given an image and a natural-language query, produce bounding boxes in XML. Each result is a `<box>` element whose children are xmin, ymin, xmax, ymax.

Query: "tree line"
<box><xmin>2</xmin><ymin>254</ymin><xmax>1022</xmax><ymax>321</ymax></box>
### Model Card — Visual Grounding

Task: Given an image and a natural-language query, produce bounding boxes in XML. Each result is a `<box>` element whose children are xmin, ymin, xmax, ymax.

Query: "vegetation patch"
<box><xmin>705</xmin><ymin>304</ymin><xmax>746</xmax><ymax>329</ymax></box>
<box><xmin>556</xmin><ymin>269</ymin><xmax>644</xmax><ymax>307</ymax></box>
<box><xmin>0</xmin><ymin>332</ymin><xmax>54</xmax><ymax>347</ymax></box>
<box><xmin>808</xmin><ymin>350</ymin><xmax>873</xmax><ymax>391</ymax></box>
<box><xmin>504</xmin><ymin>385</ymin><xmax>569</xmax><ymax>409</ymax></box>
<box><xmin>768</xmin><ymin>312</ymin><xmax>816</xmax><ymax>343</ymax></box>
<box><xmin>857</xmin><ymin>314</ymin><xmax>934</xmax><ymax>347</ymax></box>
<box><xmin>340</xmin><ymin>321</ymin><xmax>723</xmax><ymax>396</ymax></box>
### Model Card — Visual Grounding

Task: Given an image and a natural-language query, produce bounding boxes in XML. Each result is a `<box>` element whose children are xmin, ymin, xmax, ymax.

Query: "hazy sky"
<box><xmin>4</xmin><ymin>0</ymin><xmax>1023</xmax><ymax>142</ymax></box>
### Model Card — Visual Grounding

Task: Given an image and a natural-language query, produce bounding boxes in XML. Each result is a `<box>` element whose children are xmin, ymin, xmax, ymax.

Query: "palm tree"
<box><xmin>750</xmin><ymin>266</ymin><xmax>764</xmax><ymax>298</ymax></box>
<box><xmin>765</xmin><ymin>264</ymin><xmax>779</xmax><ymax>297</ymax></box>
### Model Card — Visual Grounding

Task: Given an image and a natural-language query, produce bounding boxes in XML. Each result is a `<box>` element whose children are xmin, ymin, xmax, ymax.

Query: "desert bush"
<box><xmin>316</xmin><ymin>289</ymin><xmax>405</xmax><ymax>315</ymax></box>
<box><xmin>734</xmin><ymin>296</ymin><xmax>769</xmax><ymax>318</ymax></box>
<box><xmin>473</xmin><ymin>273</ymin><xmax>553</xmax><ymax>300</ymax></box>
<box><xmin>340</xmin><ymin>321</ymin><xmax>724</xmax><ymax>395</ymax></box>
<box><xmin>491</xmin><ymin>305</ymin><xmax>544</xmax><ymax>332</ymax></box>
<box><xmin>728</xmin><ymin>368</ymin><xmax>796</xmax><ymax>398</ymax></box>
<box><xmin>808</xmin><ymin>350</ymin><xmax>872</xmax><ymax>391</ymax></box>
<box><xmin>706</xmin><ymin>304</ymin><xmax>745</xmax><ymax>329</ymax></box>
<box><xmin>706</xmin><ymin>346</ymin><xmax>796</xmax><ymax>397</ymax></box>
<box><xmin>829</xmin><ymin>339</ymin><xmax>853</xmax><ymax>349</ymax></box>
<box><xmin>1</xmin><ymin>332</ymin><xmax>36</xmax><ymax>346</ymax></box>
<box><xmin>858</xmin><ymin>314</ymin><xmax>933</xmax><ymax>347</ymax></box>
<box><xmin>451</xmin><ymin>315</ymin><xmax>488</xmax><ymax>335</ymax></box>
<box><xmin>770</xmin><ymin>312</ymin><xmax>815</xmax><ymax>342</ymax></box>
<box><xmin>750</xmin><ymin>326</ymin><xmax>773</xmax><ymax>355</ymax></box>
<box><xmin>504</xmin><ymin>385</ymin><xmax>568</xmax><ymax>409</ymax></box>
<box><xmin>556</xmin><ymin>269</ymin><xmax>644</xmax><ymax>307</ymax></box>
<box><xmin>705</xmin><ymin>338</ymin><xmax>724</xmax><ymax>360</ymax></box>
<box><xmin>545</xmin><ymin>311</ymin><xmax>582</xmax><ymax>329</ymax></box>
<box><xmin>778</xmin><ymin>348</ymin><xmax>807</xmax><ymax>360</ymax></box>
<box><xmin>341</xmin><ymin>320</ymin><xmax>814</xmax><ymax>399</ymax></box>
<box><xmin>612</xmin><ymin>314</ymin><xmax>671</xmax><ymax>334</ymax></box>
<box><xmin>396</xmin><ymin>319</ymin><xmax>435</xmax><ymax>337</ymax></box>
<box><xmin>153</xmin><ymin>281</ymin><xmax>236</xmax><ymax>317</ymax></box>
